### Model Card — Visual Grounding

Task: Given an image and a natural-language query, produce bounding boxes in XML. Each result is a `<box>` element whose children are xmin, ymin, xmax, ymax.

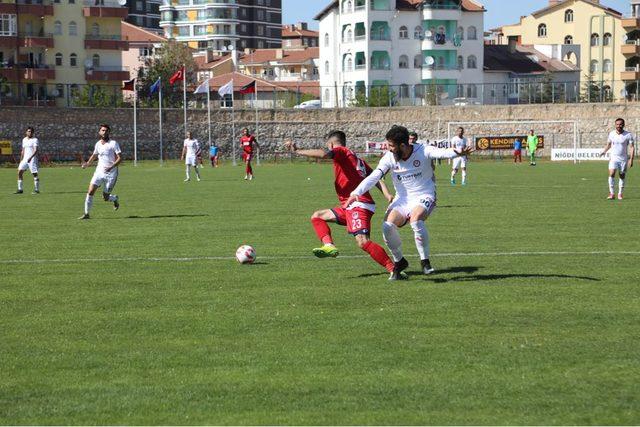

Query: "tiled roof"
<box><xmin>484</xmin><ymin>45</ymin><xmax>578</xmax><ymax>74</ymax></box>
<box><xmin>239</xmin><ymin>48</ymin><xmax>319</xmax><ymax>65</ymax></box>
<box><xmin>121</xmin><ymin>21</ymin><xmax>166</xmax><ymax>43</ymax></box>
<box><xmin>202</xmin><ymin>72</ymin><xmax>319</xmax><ymax>96</ymax></box>
<box><xmin>315</xmin><ymin>0</ymin><xmax>484</xmax><ymax>19</ymax></box>
<box><xmin>282</xmin><ymin>25</ymin><xmax>319</xmax><ymax>38</ymax></box>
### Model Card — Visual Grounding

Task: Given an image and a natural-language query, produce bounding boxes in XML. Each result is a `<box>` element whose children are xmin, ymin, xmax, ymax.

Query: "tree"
<box><xmin>580</xmin><ymin>71</ymin><xmax>601</xmax><ymax>103</ymax></box>
<box><xmin>350</xmin><ymin>85</ymin><xmax>396</xmax><ymax>107</ymax></box>
<box><xmin>138</xmin><ymin>40</ymin><xmax>198</xmax><ymax>108</ymax></box>
<box><xmin>71</xmin><ymin>84</ymin><xmax>125</xmax><ymax>108</ymax></box>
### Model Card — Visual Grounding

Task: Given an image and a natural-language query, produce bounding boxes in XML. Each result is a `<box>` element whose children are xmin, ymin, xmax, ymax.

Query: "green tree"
<box><xmin>71</xmin><ymin>84</ymin><xmax>124</xmax><ymax>108</ymax></box>
<box><xmin>138</xmin><ymin>40</ymin><xmax>198</xmax><ymax>108</ymax></box>
<box><xmin>350</xmin><ymin>85</ymin><xmax>396</xmax><ymax>107</ymax></box>
<box><xmin>580</xmin><ymin>72</ymin><xmax>601</xmax><ymax>103</ymax></box>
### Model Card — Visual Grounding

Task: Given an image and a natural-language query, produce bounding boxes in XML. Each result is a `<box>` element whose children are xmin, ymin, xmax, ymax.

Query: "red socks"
<box><xmin>246</xmin><ymin>163</ymin><xmax>253</xmax><ymax>175</ymax></box>
<box><xmin>362</xmin><ymin>240</ymin><xmax>394</xmax><ymax>272</ymax></box>
<box><xmin>311</xmin><ymin>217</ymin><xmax>333</xmax><ymax>244</ymax></box>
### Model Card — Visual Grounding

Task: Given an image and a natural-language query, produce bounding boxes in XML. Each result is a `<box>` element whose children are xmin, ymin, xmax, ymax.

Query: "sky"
<box><xmin>283</xmin><ymin>0</ymin><xmax>631</xmax><ymax>31</ymax></box>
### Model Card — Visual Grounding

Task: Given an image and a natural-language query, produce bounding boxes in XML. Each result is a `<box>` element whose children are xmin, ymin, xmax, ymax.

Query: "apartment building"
<box><xmin>282</xmin><ymin>22</ymin><xmax>318</xmax><ymax>49</ymax></box>
<box><xmin>125</xmin><ymin>0</ymin><xmax>162</xmax><ymax>32</ymax></box>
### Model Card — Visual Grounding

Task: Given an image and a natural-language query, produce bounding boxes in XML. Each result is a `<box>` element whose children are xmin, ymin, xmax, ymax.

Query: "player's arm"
<box><xmin>82</xmin><ymin>153</ymin><xmax>96</xmax><ymax>169</ymax></box>
<box><xmin>27</xmin><ymin>141</ymin><xmax>38</xmax><ymax>162</ymax></box>
<box><xmin>180</xmin><ymin>144</ymin><xmax>186</xmax><ymax>160</ymax></box>
<box><xmin>345</xmin><ymin>168</ymin><xmax>385</xmax><ymax>206</ymax></box>
<box><xmin>429</xmin><ymin>145</ymin><xmax>473</xmax><ymax>159</ymax></box>
<box><xmin>629</xmin><ymin>140</ymin><xmax>635</xmax><ymax>167</ymax></box>
<box><xmin>286</xmin><ymin>141</ymin><xmax>333</xmax><ymax>159</ymax></box>
<box><xmin>253</xmin><ymin>138</ymin><xmax>260</xmax><ymax>150</ymax></box>
<box><xmin>600</xmin><ymin>141</ymin><xmax>612</xmax><ymax>157</ymax></box>
<box><xmin>376</xmin><ymin>179</ymin><xmax>394</xmax><ymax>203</ymax></box>
<box><xmin>106</xmin><ymin>152</ymin><xmax>122</xmax><ymax>172</ymax></box>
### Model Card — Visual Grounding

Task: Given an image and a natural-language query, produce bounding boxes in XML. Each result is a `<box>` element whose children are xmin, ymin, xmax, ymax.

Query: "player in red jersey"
<box><xmin>240</xmin><ymin>128</ymin><xmax>260</xmax><ymax>180</ymax></box>
<box><xmin>286</xmin><ymin>130</ymin><xmax>404</xmax><ymax>280</ymax></box>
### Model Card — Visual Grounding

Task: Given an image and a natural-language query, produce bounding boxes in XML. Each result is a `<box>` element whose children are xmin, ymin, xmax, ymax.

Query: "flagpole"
<box><xmin>255</xmin><ymin>80</ymin><xmax>260</xmax><ymax>166</ymax></box>
<box><xmin>232</xmin><ymin>83</ymin><xmax>236</xmax><ymax>167</ymax></box>
<box><xmin>159</xmin><ymin>77</ymin><xmax>163</xmax><ymax>166</ymax></box>
<box><xmin>133</xmin><ymin>85</ymin><xmax>138</xmax><ymax>167</ymax></box>
<box><xmin>206</xmin><ymin>81</ymin><xmax>211</xmax><ymax>148</ymax></box>
<box><xmin>182</xmin><ymin>64</ymin><xmax>187</xmax><ymax>134</ymax></box>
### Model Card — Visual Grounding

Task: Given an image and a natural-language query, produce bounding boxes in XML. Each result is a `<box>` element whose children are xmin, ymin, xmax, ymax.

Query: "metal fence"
<box><xmin>1</xmin><ymin>80</ymin><xmax>639</xmax><ymax>109</ymax></box>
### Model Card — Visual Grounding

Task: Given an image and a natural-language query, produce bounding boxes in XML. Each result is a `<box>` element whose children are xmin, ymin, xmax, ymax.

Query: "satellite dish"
<box><xmin>425</xmin><ymin>56</ymin><xmax>435</xmax><ymax>66</ymax></box>
<box><xmin>118</xmin><ymin>0</ymin><xmax>126</xmax><ymax>5</ymax></box>
<box><xmin>221</xmin><ymin>46</ymin><xmax>227</xmax><ymax>51</ymax></box>
<box><xmin>425</xmin><ymin>30</ymin><xmax>433</xmax><ymax>38</ymax></box>
<box><xmin>228</xmin><ymin>45</ymin><xmax>235</xmax><ymax>51</ymax></box>
<box><xmin>51</xmin><ymin>89</ymin><xmax>59</xmax><ymax>97</ymax></box>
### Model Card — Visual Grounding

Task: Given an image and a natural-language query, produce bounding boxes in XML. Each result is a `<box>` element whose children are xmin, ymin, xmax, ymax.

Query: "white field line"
<box><xmin>0</xmin><ymin>251</ymin><xmax>639</xmax><ymax>265</ymax></box>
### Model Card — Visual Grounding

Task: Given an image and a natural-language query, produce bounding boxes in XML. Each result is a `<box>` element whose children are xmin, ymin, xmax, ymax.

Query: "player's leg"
<box><xmin>409</xmin><ymin>198</ymin><xmax>437</xmax><ymax>275</ymax></box>
<box><xmin>194</xmin><ymin>161</ymin><xmax>201</xmax><ymax>181</ymax></box>
<box><xmin>347</xmin><ymin>208</ymin><xmax>395</xmax><ymax>272</ymax></box>
<box><xmin>607</xmin><ymin>163</ymin><xmax>616</xmax><ymax>199</ymax></box>
<box><xmin>214</xmin><ymin>155</ymin><xmax>218</xmax><ymax>167</ymax></box>
<box><xmin>450</xmin><ymin>167</ymin><xmax>457</xmax><ymax>185</ymax></box>
<box><xmin>80</xmin><ymin>182</ymin><xmax>100</xmax><ymax>219</ymax></box>
<box><xmin>31</xmin><ymin>161</ymin><xmax>40</xmax><ymax>193</ymax></box>
<box><xmin>184</xmin><ymin>159</ymin><xmax>191</xmax><ymax>181</ymax></box>
<box><xmin>618</xmin><ymin>164</ymin><xmax>626</xmax><ymax>199</ymax></box>
<box><xmin>16</xmin><ymin>167</ymin><xmax>25</xmax><ymax>193</ymax></box>
<box><xmin>210</xmin><ymin>156</ymin><xmax>215</xmax><ymax>167</ymax></box>
<box><xmin>355</xmin><ymin>233</ymin><xmax>394</xmax><ymax>273</ymax></box>
<box><xmin>103</xmin><ymin>173</ymin><xmax>119</xmax><ymax>210</ymax></box>
<box><xmin>461</xmin><ymin>167</ymin><xmax>467</xmax><ymax>185</ymax></box>
<box><xmin>311</xmin><ymin>208</ymin><xmax>340</xmax><ymax>258</ymax></box>
<box><xmin>246</xmin><ymin>158</ymin><xmax>253</xmax><ymax>180</ymax></box>
<box><xmin>383</xmin><ymin>205</ymin><xmax>409</xmax><ymax>280</ymax></box>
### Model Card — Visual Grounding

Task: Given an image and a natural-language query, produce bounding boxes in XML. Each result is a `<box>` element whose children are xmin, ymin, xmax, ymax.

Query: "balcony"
<box><xmin>16</xmin><ymin>0</ymin><xmax>54</xmax><ymax>16</ymax></box>
<box><xmin>622</xmin><ymin>17</ymin><xmax>640</xmax><ymax>29</ymax></box>
<box><xmin>83</xmin><ymin>0</ymin><xmax>128</xmax><ymax>18</ymax></box>
<box><xmin>621</xmin><ymin>41</ymin><xmax>640</xmax><ymax>56</ymax></box>
<box><xmin>0</xmin><ymin>35</ymin><xmax>18</xmax><ymax>48</ymax></box>
<box><xmin>0</xmin><ymin>65</ymin><xmax>54</xmax><ymax>81</ymax></box>
<box><xmin>0</xmin><ymin>67</ymin><xmax>19</xmax><ymax>80</ymax></box>
<box><xmin>85</xmin><ymin>66</ymin><xmax>130</xmax><ymax>81</ymax></box>
<box><xmin>621</xmin><ymin>66</ymin><xmax>640</xmax><ymax>80</ymax></box>
<box><xmin>19</xmin><ymin>33</ymin><xmax>54</xmax><ymax>48</ymax></box>
<box><xmin>85</xmin><ymin>35</ymin><xmax>129</xmax><ymax>50</ymax></box>
<box><xmin>422</xmin><ymin>64</ymin><xmax>461</xmax><ymax>80</ymax></box>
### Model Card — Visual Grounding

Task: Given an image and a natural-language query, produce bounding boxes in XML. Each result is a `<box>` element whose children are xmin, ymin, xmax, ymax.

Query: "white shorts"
<box><xmin>18</xmin><ymin>159</ymin><xmax>38</xmax><ymax>174</ymax></box>
<box><xmin>609</xmin><ymin>159</ymin><xmax>628</xmax><ymax>174</ymax></box>
<box><xmin>387</xmin><ymin>195</ymin><xmax>436</xmax><ymax>220</ymax></box>
<box><xmin>452</xmin><ymin>156</ymin><xmax>467</xmax><ymax>169</ymax></box>
<box><xmin>91</xmin><ymin>168</ymin><xmax>118</xmax><ymax>192</ymax></box>
<box><xmin>185</xmin><ymin>155</ymin><xmax>197</xmax><ymax>166</ymax></box>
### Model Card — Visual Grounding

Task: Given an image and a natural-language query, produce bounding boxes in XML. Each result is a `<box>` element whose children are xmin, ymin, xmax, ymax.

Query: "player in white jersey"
<box><xmin>346</xmin><ymin>125</ymin><xmax>473</xmax><ymax>280</ymax></box>
<box><xmin>15</xmin><ymin>127</ymin><xmax>40</xmax><ymax>194</ymax></box>
<box><xmin>600</xmin><ymin>118</ymin><xmax>635</xmax><ymax>200</ymax></box>
<box><xmin>180</xmin><ymin>131</ymin><xmax>201</xmax><ymax>182</ymax></box>
<box><xmin>450</xmin><ymin>126</ymin><xmax>469</xmax><ymax>186</ymax></box>
<box><xmin>78</xmin><ymin>124</ymin><xmax>122</xmax><ymax>219</ymax></box>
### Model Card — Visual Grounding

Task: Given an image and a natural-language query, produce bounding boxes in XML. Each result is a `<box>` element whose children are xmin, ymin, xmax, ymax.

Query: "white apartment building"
<box><xmin>316</xmin><ymin>0</ymin><xmax>485</xmax><ymax>107</ymax></box>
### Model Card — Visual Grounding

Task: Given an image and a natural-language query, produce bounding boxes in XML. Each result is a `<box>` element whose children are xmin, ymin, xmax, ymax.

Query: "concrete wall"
<box><xmin>0</xmin><ymin>103</ymin><xmax>637</xmax><ymax>161</ymax></box>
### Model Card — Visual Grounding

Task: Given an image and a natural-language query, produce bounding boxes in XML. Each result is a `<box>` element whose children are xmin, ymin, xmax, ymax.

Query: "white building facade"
<box><xmin>316</xmin><ymin>0</ymin><xmax>485</xmax><ymax>108</ymax></box>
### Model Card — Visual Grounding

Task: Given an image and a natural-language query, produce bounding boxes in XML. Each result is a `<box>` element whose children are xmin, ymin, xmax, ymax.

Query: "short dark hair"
<box><xmin>326</xmin><ymin>130</ymin><xmax>346</xmax><ymax>146</ymax></box>
<box><xmin>615</xmin><ymin>118</ymin><xmax>625</xmax><ymax>124</ymax></box>
<box><xmin>100</xmin><ymin>124</ymin><xmax>111</xmax><ymax>131</ymax></box>
<box><xmin>26</xmin><ymin>126</ymin><xmax>34</xmax><ymax>133</ymax></box>
<box><xmin>457</xmin><ymin>126</ymin><xmax>464</xmax><ymax>132</ymax></box>
<box><xmin>386</xmin><ymin>125</ymin><xmax>409</xmax><ymax>146</ymax></box>
<box><xmin>408</xmin><ymin>131</ymin><xmax>418</xmax><ymax>139</ymax></box>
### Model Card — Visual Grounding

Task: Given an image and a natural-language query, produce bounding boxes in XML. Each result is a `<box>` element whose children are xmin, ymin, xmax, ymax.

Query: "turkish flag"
<box><xmin>121</xmin><ymin>78</ymin><xmax>135</xmax><ymax>91</ymax></box>
<box><xmin>239</xmin><ymin>80</ymin><xmax>256</xmax><ymax>94</ymax></box>
<box><xmin>169</xmin><ymin>66</ymin><xmax>184</xmax><ymax>85</ymax></box>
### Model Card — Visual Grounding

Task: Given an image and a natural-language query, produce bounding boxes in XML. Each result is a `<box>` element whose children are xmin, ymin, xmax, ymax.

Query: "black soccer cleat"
<box><xmin>113</xmin><ymin>198</ymin><xmax>120</xmax><ymax>211</ymax></box>
<box><xmin>421</xmin><ymin>258</ymin><xmax>435</xmax><ymax>275</ymax></box>
<box><xmin>389</xmin><ymin>257</ymin><xmax>409</xmax><ymax>281</ymax></box>
<box><xmin>14</xmin><ymin>190</ymin><xmax>23</xmax><ymax>194</ymax></box>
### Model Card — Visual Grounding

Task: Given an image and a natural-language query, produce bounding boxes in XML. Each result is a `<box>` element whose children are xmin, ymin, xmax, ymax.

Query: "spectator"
<box><xmin>514</xmin><ymin>137</ymin><xmax>522</xmax><ymax>163</ymax></box>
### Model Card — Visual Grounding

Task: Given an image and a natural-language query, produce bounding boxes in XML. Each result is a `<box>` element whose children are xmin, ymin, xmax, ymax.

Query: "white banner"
<box><xmin>551</xmin><ymin>148</ymin><xmax>609</xmax><ymax>161</ymax></box>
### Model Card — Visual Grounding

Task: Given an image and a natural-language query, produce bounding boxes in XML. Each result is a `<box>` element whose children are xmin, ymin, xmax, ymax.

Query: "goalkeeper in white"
<box><xmin>345</xmin><ymin>125</ymin><xmax>473</xmax><ymax>280</ymax></box>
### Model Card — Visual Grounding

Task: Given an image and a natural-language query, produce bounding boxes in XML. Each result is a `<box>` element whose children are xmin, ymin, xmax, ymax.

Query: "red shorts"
<box><xmin>331</xmin><ymin>206</ymin><xmax>373</xmax><ymax>236</ymax></box>
<box><xmin>514</xmin><ymin>149</ymin><xmax>522</xmax><ymax>156</ymax></box>
<box><xmin>242</xmin><ymin>152</ymin><xmax>253</xmax><ymax>162</ymax></box>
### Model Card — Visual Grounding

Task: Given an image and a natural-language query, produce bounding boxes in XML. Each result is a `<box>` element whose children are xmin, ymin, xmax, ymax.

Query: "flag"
<box><xmin>239</xmin><ymin>80</ymin><xmax>256</xmax><ymax>95</ymax></box>
<box><xmin>194</xmin><ymin>79</ymin><xmax>210</xmax><ymax>94</ymax></box>
<box><xmin>149</xmin><ymin>77</ymin><xmax>161</xmax><ymax>95</ymax></box>
<box><xmin>121</xmin><ymin>78</ymin><xmax>135</xmax><ymax>91</ymax></box>
<box><xmin>218</xmin><ymin>80</ymin><xmax>234</xmax><ymax>97</ymax></box>
<box><xmin>169</xmin><ymin>66</ymin><xmax>184</xmax><ymax>85</ymax></box>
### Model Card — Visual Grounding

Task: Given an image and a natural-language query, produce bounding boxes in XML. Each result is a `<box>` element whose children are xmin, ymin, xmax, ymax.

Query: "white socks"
<box><xmin>619</xmin><ymin>178</ymin><xmax>624</xmax><ymax>195</ymax></box>
<box><xmin>34</xmin><ymin>177</ymin><xmax>39</xmax><ymax>191</ymax></box>
<box><xmin>186</xmin><ymin>166</ymin><xmax>200</xmax><ymax>180</ymax></box>
<box><xmin>608</xmin><ymin>177</ymin><xmax>615</xmax><ymax>194</ymax></box>
<box><xmin>382</xmin><ymin>221</ymin><xmax>403</xmax><ymax>262</ymax></box>
<box><xmin>462</xmin><ymin>170</ymin><xmax>467</xmax><ymax>183</ymax></box>
<box><xmin>108</xmin><ymin>194</ymin><xmax>118</xmax><ymax>203</ymax></box>
<box><xmin>410</xmin><ymin>220</ymin><xmax>430</xmax><ymax>260</ymax></box>
<box><xmin>450</xmin><ymin>170</ymin><xmax>456</xmax><ymax>180</ymax></box>
<box><xmin>84</xmin><ymin>195</ymin><xmax>93</xmax><ymax>215</ymax></box>
<box><xmin>17</xmin><ymin>179</ymin><xmax>23</xmax><ymax>191</ymax></box>
<box><xmin>186</xmin><ymin>166</ymin><xmax>190</xmax><ymax>180</ymax></box>
<box><xmin>194</xmin><ymin>166</ymin><xmax>201</xmax><ymax>180</ymax></box>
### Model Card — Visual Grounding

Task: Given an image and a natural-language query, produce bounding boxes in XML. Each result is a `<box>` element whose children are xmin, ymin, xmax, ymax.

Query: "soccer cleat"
<box><xmin>618</xmin><ymin>194</ymin><xmax>623</xmax><ymax>200</ymax></box>
<box><xmin>312</xmin><ymin>244</ymin><xmax>339</xmax><ymax>258</ymax></box>
<box><xmin>184</xmin><ymin>178</ymin><xmax>190</xmax><ymax>182</ymax></box>
<box><xmin>462</xmin><ymin>181</ymin><xmax>467</xmax><ymax>186</ymax></box>
<box><xmin>249</xmin><ymin>175</ymin><xmax>254</xmax><ymax>181</ymax></box>
<box><xmin>78</xmin><ymin>214</ymin><xmax>90</xmax><ymax>220</ymax></box>
<box><xmin>244</xmin><ymin>175</ymin><xmax>248</xmax><ymax>180</ymax></box>
<box><xmin>421</xmin><ymin>258</ymin><xmax>435</xmax><ymax>275</ymax></box>
<box><xmin>113</xmin><ymin>198</ymin><xmax>120</xmax><ymax>211</ymax></box>
<box><xmin>607</xmin><ymin>193</ymin><xmax>615</xmax><ymax>200</ymax></box>
<box><xmin>450</xmin><ymin>179</ymin><xmax>455</xmax><ymax>185</ymax></box>
<box><xmin>196</xmin><ymin>176</ymin><xmax>201</xmax><ymax>182</ymax></box>
<box><xmin>14</xmin><ymin>190</ymin><xmax>23</xmax><ymax>194</ymax></box>
<box><xmin>393</xmin><ymin>257</ymin><xmax>409</xmax><ymax>275</ymax></box>
<box><xmin>32</xmin><ymin>190</ymin><xmax>40</xmax><ymax>194</ymax></box>
<box><xmin>388</xmin><ymin>270</ymin><xmax>409</xmax><ymax>281</ymax></box>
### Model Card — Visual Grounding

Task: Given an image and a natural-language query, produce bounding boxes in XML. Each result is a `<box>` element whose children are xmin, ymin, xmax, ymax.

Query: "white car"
<box><xmin>294</xmin><ymin>99</ymin><xmax>322</xmax><ymax>109</ymax></box>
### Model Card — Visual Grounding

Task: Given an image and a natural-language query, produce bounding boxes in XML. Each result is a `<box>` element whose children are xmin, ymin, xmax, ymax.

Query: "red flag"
<box><xmin>239</xmin><ymin>80</ymin><xmax>256</xmax><ymax>94</ymax></box>
<box><xmin>121</xmin><ymin>78</ymin><xmax>135</xmax><ymax>91</ymax></box>
<box><xmin>169</xmin><ymin>66</ymin><xmax>184</xmax><ymax>85</ymax></box>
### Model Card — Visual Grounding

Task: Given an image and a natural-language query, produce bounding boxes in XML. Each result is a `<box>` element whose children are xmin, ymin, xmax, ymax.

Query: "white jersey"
<box><xmin>183</xmin><ymin>139</ymin><xmax>200</xmax><ymax>157</ymax></box>
<box><xmin>21</xmin><ymin>137</ymin><xmax>39</xmax><ymax>162</ymax></box>
<box><xmin>451</xmin><ymin>136</ymin><xmax>468</xmax><ymax>151</ymax></box>
<box><xmin>608</xmin><ymin>130</ymin><xmax>634</xmax><ymax>162</ymax></box>
<box><xmin>353</xmin><ymin>143</ymin><xmax>459</xmax><ymax>201</ymax></box>
<box><xmin>93</xmin><ymin>140</ymin><xmax>121</xmax><ymax>171</ymax></box>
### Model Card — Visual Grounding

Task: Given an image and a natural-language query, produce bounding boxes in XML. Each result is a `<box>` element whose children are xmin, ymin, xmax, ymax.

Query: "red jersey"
<box><xmin>331</xmin><ymin>146</ymin><xmax>375</xmax><ymax>206</ymax></box>
<box><xmin>240</xmin><ymin>135</ymin><xmax>256</xmax><ymax>154</ymax></box>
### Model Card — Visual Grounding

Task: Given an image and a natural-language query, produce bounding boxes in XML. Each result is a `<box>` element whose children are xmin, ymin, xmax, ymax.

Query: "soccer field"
<box><xmin>1</xmin><ymin>160</ymin><xmax>638</xmax><ymax>425</ymax></box>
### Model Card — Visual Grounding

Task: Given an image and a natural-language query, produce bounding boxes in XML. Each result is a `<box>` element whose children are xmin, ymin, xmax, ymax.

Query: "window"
<box><xmin>399</xmin><ymin>84</ymin><xmax>409</xmax><ymax>98</ymax></box>
<box><xmin>399</xmin><ymin>26</ymin><xmax>408</xmax><ymax>39</ymax></box>
<box><xmin>53</xmin><ymin>20</ymin><xmax>62</xmax><ymax>35</ymax></box>
<box><xmin>399</xmin><ymin>55</ymin><xmax>408</xmax><ymax>69</ymax></box>
<box><xmin>194</xmin><ymin>25</ymin><xmax>207</xmax><ymax>35</ymax></box>
<box><xmin>92</xmin><ymin>54</ymin><xmax>100</xmax><ymax>67</ymax></box>
<box><xmin>55</xmin><ymin>52</ymin><xmax>62</xmax><ymax>66</ymax></box>
<box><xmin>241</xmin><ymin>24</ymin><xmax>247</xmax><ymax>32</ymax></box>
<box><xmin>55</xmin><ymin>84</ymin><xmax>64</xmax><ymax>98</ymax></box>
<box><xmin>324</xmin><ymin>61</ymin><xmax>329</xmax><ymax>74</ymax></box>
<box><xmin>590</xmin><ymin>59</ymin><xmax>598</xmax><ymax>73</ymax></box>
<box><xmin>178</xmin><ymin>26</ymin><xmax>189</xmax><ymax>36</ymax></box>
<box><xmin>414</xmin><ymin>26</ymin><xmax>423</xmax><ymax>39</ymax></box>
<box><xmin>564</xmin><ymin>9</ymin><xmax>573</xmax><ymax>22</ymax></box>
<box><xmin>324</xmin><ymin>88</ymin><xmax>330</xmax><ymax>103</ymax></box>
<box><xmin>70</xmin><ymin>53</ymin><xmax>77</xmax><ymax>67</ymax></box>
<box><xmin>564</xmin><ymin>35</ymin><xmax>573</xmax><ymax>44</ymax></box>
<box><xmin>346</xmin><ymin>57</ymin><xmax>353</xmax><ymax>71</ymax></box>
<box><xmin>457</xmin><ymin>55</ymin><xmax>463</xmax><ymax>69</ymax></box>
<box><xmin>467</xmin><ymin>55</ymin><xmax>477</xmax><ymax>69</ymax></box>
<box><xmin>591</xmin><ymin>33</ymin><xmax>599</xmax><ymax>46</ymax></box>
<box><xmin>538</xmin><ymin>24</ymin><xmax>547</xmax><ymax>38</ymax></box>
<box><xmin>324</xmin><ymin>33</ymin><xmax>329</xmax><ymax>47</ymax></box>
<box><xmin>257</xmin><ymin>26</ymin><xmax>264</xmax><ymax>36</ymax></box>
<box><xmin>136</xmin><ymin>1</ymin><xmax>142</xmax><ymax>10</ymax></box>
<box><xmin>467</xmin><ymin>26</ymin><xmax>477</xmax><ymax>40</ymax></box>
<box><xmin>603</xmin><ymin>33</ymin><xmax>612</xmax><ymax>46</ymax></box>
<box><xmin>0</xmin><ymin>14</ymin><xmax>17</xmax><ymax>36</ymax></box>
<box><xmin>457</xmin><ymin>26</ymin><xmax>464</xmax><ymax>40</ymax></box>
<box><xmin>68</xmin><ymin>0</ymin><xmax>74</xmax><ymax>4</ymax></box>
<box><xmin>603</xmin><ymin>59</ymin><xmax>612</xmax><ymax>73</ymax></box>
<box><xmin>69</xmin><ymin>21</ymin><xmax>77</xmax><ymax>36</ymax></box>
<box><xmin>457</xmin><ymin>84</ymin><xmax>464</xmax><ymax>98</ymax></box>
<box><xmin>257</xmin><ymin>41</ymin><xmax>264</xmax><ymax>48</ymax></box>
<box><xmin>466</xmin><ymin>84</ymin><xmax>477</xmax><ymax>98</ymax></box>
<box><xmin>257</xmin><ymin>10</ymin><xmax>264</xmax><ymax>20</ymax></box>
<box><xmin>91</xmin><ymin>23</ymin><xmax>99</xmax><ymax>37</ymax></box>
<box><xmin>414</xmin><ymin>54</ymin><xmax>423</xmax><ymax>68</ymax></box>
<box><xmin>342</xmin><ymin>0</ymin><xmax>351</xmax><ymax>13</ymax></box>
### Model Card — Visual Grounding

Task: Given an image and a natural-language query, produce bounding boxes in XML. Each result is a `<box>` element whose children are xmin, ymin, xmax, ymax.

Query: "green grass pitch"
<box><xmin>1</xmin><ymin>159</ymin><xmax>639</xmax><ymax>425</ymax></box>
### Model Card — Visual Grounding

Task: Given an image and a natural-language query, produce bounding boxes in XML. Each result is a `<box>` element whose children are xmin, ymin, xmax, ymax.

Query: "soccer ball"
<box><xmin>235</xmin><ymin>245</ymin><xmax>256</xmax><ymax>264</ymax></box>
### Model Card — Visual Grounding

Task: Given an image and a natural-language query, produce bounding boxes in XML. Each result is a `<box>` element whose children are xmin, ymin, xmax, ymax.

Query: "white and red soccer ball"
<box><xmin>235</xmin><ymin>245</ymin><xmax>256</xmax><ymax>264</ymax></box>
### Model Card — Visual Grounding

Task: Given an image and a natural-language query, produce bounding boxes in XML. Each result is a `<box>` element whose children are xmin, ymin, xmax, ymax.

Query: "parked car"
<box><xmin>294</xmin><ymin>99</ymin><xmax>322</xmax><ymax>109</ymax></box>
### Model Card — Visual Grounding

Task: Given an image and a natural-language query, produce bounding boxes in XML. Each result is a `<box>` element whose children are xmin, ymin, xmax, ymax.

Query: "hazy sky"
<box><xmin>283</xmin><ymin>0</ymin><xmax>631</xmax><ymax>30</ymax></box>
